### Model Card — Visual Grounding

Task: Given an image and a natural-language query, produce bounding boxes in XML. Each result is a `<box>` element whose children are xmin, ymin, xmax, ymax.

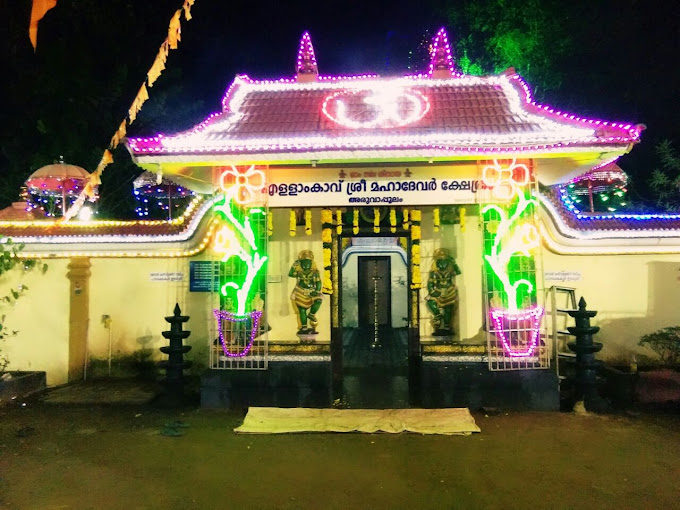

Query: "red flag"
<box><xmin>29</xmin><ymin>0</ymin><xmax>58</xmax><ymax>51</ymax></box>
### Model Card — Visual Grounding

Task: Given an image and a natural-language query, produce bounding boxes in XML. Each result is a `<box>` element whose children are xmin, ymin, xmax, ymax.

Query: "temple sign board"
<box><xmin>264</xmin><ymin>165</ymin><xmax>491</xmax><ymax>207</ymax></box>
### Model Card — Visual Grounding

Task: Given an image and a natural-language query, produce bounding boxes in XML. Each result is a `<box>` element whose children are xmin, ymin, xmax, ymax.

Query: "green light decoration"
<box><xmin>481</xmin><ymin>160</ymin><xmax>540</xmax><ymax>313</ymax></box>
<box><xmin>213</xmin><ymin>166</ymin><xmax>268</xmax><ymax>316</ymax></box>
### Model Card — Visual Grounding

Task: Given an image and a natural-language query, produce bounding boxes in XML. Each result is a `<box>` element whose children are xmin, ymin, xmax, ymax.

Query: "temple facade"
<box><xmin>2</xmin><ymin>30</ymin><xmax>679</xmax><ymax>409</ymax></box>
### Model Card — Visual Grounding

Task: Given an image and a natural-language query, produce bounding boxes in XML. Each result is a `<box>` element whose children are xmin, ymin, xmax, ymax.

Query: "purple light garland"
<box><xmin>490</xmin><ymin>306</ymin><xmax>544</xmax><ymax>358</ymax></box>
<box><xmin>213</xmin><ymin>309</ymin><xmax>262</xmax><ymax>358</ymax></box>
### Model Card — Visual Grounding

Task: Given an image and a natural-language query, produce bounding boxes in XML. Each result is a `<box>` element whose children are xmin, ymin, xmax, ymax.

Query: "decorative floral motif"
<box><xmin>482</xmin><ymin>159</ymin><xmax>530</xmax><ymax>200</ymax></box>
<box><xmin>218</xmin><ymin>164</ymin><xmax>265</xmax><ymax>205</ymax></box>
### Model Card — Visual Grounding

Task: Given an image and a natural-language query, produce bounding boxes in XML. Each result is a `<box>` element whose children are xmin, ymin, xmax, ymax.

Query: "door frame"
<box><xmin>330</xmin><ymin>221</ymin><xmax>421</xmax><ymax>407</ymax></box>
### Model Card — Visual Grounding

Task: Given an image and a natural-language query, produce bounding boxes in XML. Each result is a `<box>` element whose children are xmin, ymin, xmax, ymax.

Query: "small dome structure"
<box><xmin>25</xmin><ymin>158</ymin><xmax>92</xmax><ymax>217</ymax></box>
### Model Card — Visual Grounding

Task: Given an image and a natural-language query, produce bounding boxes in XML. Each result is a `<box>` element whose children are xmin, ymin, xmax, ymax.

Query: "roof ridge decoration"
<box><xmin>429</xmin><ymin>27</ymin><xmax>456</xmax><ymax>79</ymax></box>
<box><xmin>296</xmin><ymin>31</ymin><xmax>318</xmax><ymax>82</ymax></box>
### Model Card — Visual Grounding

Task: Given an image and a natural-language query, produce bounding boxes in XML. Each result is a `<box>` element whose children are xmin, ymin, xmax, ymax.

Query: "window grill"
<box><xmin>208</xmin><ymin>202</ymin><xmax>269</xmax><ymax>370</ymax></box>
<box><xmin>480</xmin><ymin>163</ymin><xmax>550</xmax><ymax>371</ymax></box>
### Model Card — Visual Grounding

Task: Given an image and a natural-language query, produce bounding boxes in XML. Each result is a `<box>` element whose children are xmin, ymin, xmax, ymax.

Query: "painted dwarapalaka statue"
<box><xmin>289</xmin><ymin>250</ymin><xmax>322</xmax><ymax>336</ymax></box>
<box><xmin>426</xmin><ymin>248</ymin><xmax>461</xmax><ymax>337</ymax></box>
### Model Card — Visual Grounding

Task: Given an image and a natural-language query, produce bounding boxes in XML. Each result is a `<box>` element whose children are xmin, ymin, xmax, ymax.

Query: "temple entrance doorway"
<box><xmin>340</xmin><ymin>237</ymin><xmax>409</xmax><ymax>408</ymax></box>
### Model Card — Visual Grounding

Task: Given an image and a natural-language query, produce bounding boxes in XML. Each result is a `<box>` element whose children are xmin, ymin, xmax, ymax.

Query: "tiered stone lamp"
<box><xmin>159</xmin><ymin>303</ymin><xmax>192</xmax><ymax>405</ymax></box>
<box><xmin>567</xmin><ymin>298</ymin><xmax>604</xmax><ymax>411</ymax></box>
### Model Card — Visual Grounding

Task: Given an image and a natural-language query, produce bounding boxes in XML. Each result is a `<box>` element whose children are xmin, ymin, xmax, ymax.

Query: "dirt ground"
<box><xmin>1</xmin><ymin>402</ymin><xmax>679</xmax><ymax>510</ymax></box>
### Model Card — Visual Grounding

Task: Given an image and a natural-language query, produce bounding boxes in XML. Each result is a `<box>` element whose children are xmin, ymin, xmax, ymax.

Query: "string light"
<box><xmin>128</xmin><ymin>74</ymin><xmax>639</xmax><ymax>158</ymax></box>
<box><xmin>213</xmin><ymin>310</ymin><xmax>262</xmax><ymax>358</ymax></box>
<box><xmin>490</xmin><ymin>306</ymin><xmax>544</xmax><ymax>357</ymax></box>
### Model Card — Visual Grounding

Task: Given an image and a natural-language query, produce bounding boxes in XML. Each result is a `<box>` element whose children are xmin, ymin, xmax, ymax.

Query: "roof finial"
<box><xmin>296</xmin><ymin>31</ymin><xmax>318</xmax><ymax>82</ymax></box>
<box><xmin>429</xmin><ymin>28</ymin><xmax>455</xmax><ymax>79</ymax></box>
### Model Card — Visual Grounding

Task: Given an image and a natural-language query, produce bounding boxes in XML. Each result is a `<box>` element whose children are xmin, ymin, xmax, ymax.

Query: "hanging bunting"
<box><xmin>335</xmin><ymin>209</ymin><xmax>343</xmax><ymax>235</ymax></box>
<box><xmin>62</xmin><ymin>0</ymin><xmax>198</xmax><ymax>222</ymax></box>
<box><xmin>110</xmin><ymin>120</ymin><xmax>127</xmax><ymax>149</ymax></box>
<box><xmin>147</xmin><ymin>41</ymin><xmax>169</xmax><ymax>87</ymax></box>
<box><xmin>389</xmin><ymin>208</ymin><xmax>397</xmax><ymax>233</ymax></box>
<box><xmin>29</xmin><ymin>0</ymin><xmax>58</xmax><ymax>51</ymax></box>
<box><xmin>128</xmin><ymin>83</ymin><xmax>149</xmax><ymax>124</ymax></box>
<box><xmin>182</xmin><ymin>0</ymin><xmax>195</xmax><ymax>20</ymax></box>
<box><xmin>321</xmin><ymin>209</ymin><xmax>333</xmax><ymax>295</ymax></box>
<box><xmin>373</xmin><ymin>207</ymin><xmax>380</xmax><ymax>233</ymax></box>
<box><xmin>433</xmin><ymin>207</ymin><xmax>440</xmax><ymax>232</ymax></box>
<box><xmin>168</xmin><ymin>10</ymin><xmax>182</xmax><ymax>49</ymax></box>
<box><xmin>289</xmin><ymin>209</ymin><xmax>296</xmax><ymax>236</ymax></box>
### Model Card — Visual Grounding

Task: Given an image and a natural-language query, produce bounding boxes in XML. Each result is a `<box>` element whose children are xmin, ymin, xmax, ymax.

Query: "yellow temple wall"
<box><xmin>266</xmin><ymin>208</ymin><xmax>330</xmax><ymax>343</ymax></box>
<box><xmin>1</xmin><ymin>259</ymin><xmax>70</xmax><ymax>386</ymax></box>
<box><xmin>541</xmin><ymin>250</ymin><xmax>680</xmax><ymax>362</ymax></box>
<box><xmin>418</xmin><ymin>207</ymin><xmax>484</xmax><ymax>342</ymax></box>
<box><xmin>87</xmin><ymin>257</ymin><xmax>212</xmax><ymax>372</ymax></box>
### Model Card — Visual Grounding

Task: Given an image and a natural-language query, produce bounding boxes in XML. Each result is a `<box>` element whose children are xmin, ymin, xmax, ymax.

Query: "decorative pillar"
<box><xmin>67</xmin><ymin>257</ymin><xmax>91</xmax><ymax>381</ymax></box>
<box><xmin>330</xmin><ymin>230</ymin><xmax>343</xmax><ymax>404</ymax></box>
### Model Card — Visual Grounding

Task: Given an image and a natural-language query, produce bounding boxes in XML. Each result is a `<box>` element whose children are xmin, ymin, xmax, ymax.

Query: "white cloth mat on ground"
<box><xmin>234</xmin><ymin>407</ymin><xmax>481</xmax><ymax>435</ymax></box>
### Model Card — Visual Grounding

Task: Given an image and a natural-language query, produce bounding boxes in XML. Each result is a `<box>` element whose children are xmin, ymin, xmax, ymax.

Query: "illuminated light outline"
<box><xmin>0</xmin><ymin>195</ymin><xmax>204</xmax><ymax>229</ymax></box>
<box><xmin>428</xmin><ymin>27</ymin><xmax>458</xmax><ymax>77</ymax></box>
<box><xmin>322</xmin><ymin>87</ymin><xmax>431</xmax><ymax>129</ymax></box>
<box><xmin>15</xmin><ymin>219</ymin><xmax>219</xmax><ymax>259</ymax></box>
<box><xmin>490</xmin><ymin>306</ymin><xmax>544</xmax><ymax>357</ymax></box>
<box><xmin>213</xmin><ymin>167</ymin><xmax>268</xmax><ymax>316</ymax></box>
<box><xmin>296</xmin><ymin>31</ymin><xmax>318</xmax><ymax>75</ymax></box>
<box><xmin>218</xmin><ymin>164</ymin><xmax>265</xmax><ymax>205</ymax></box>
<box><xmin>2</xmin><ymin>196</ymin><xmax>215</xmax><ymax>244</ymax></box>
<box><xmin>481</xmin><ymin>158</ymin><xmax>530</xmax><ymax>200</ymax></box>
<box><xmin>539</xmin><ymin>220</ymin><xmax>680</xmax><ymax>255</ymax></box>
<box><xmin>128</xmin><ymin>74</ymin><xmax>641</xmax><ymax>157</ymax></box>
<box><xmin>482</xmin><ymin>161</ymin><xmax>539</xmax><ymax>312</ymax></box>
<box><xmin>213</xmin><ymin>309</ymin><xmax>262</xmax><ymax>358</ymax></box>
<box><xmin>538</xmin><ymin>193</ymin><xmax>680</xmax><ymax>240</ymax></box>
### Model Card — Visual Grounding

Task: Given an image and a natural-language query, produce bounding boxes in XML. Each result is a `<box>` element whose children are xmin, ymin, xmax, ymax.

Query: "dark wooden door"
<box><xmin>358</xmin><ymin>257</ymin><xmax>391</xmax><ymax>328</ymax></box>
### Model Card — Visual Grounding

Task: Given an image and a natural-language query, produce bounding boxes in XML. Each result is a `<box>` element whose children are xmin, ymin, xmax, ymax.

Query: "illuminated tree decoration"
<box><xmin>481</xmin><ymin>159</ymin><xmax>543</xmax><ymax>357</ymax></box>
<box><xmin>213</xmin><ymin>165</ymin><xmax>268</xmax><ymax>357</ymax></box>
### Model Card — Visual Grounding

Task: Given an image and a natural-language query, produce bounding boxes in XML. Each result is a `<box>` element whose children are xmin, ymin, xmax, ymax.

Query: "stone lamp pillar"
<box><xmin>567</xmin><ymin>297</ymin><xmax>604</xmax><ymax>412</ymax></box>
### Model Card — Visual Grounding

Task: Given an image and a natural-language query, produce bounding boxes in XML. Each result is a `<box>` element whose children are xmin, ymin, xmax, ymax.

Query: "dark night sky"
<box><xmin>166</xmin><ymin>0</ymin><xmax>679</xmax><ymax>141</ymax></box>
<box><xmin>2</xmin><ymin>0</ymin><xmax>679</xmax><ymax>195</ymax></box>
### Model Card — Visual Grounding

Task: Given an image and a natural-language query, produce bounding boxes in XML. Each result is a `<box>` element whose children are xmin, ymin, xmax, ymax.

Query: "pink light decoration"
<box><xmin>490</xmin><ymin>306</ymin><xmax>544</xmax><ymax>358</ymax></box>
<box><xmin>296</xmin><ymin>31</ymin><xmax>318</xmax><ymax>76</ymax></box>
<box><xmin>213</xmin><ymin>309</ymin><xmax>262</xmax><ymax>358</ymax></box>
<box><xmin>128</xmin><ymin>56</ymin><xmax>641</xmax><ymax>156</ymax></box>
<box><xmin>428</xmin><ymin>28</ymin><xmax>457</xmax><ymax>77</ymax></box>
<box><xmin>509</xmin><ymin>75</ymin><xmax>644</xmax><ymax>141</ymax></box>
<box><xmin>321</xmin><ymin>86</ymin><xmax>431</xmax><ymax>129</ymax></box>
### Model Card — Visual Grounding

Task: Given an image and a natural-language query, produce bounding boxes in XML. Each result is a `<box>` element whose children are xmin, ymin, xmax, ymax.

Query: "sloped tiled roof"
<box><xmin>0</xmin><ymin>197</ymin><xmax>209</xmax><ymax>243</ymax></box>
<box><xmin>128</xmin><ymin>74</ymin><xmax>642</xmax><ymax>159</ymax></box>
<box><xmin>540</xmin><ymin>188</ymin><xmax>680</xmax><ymax>233</ymax></box>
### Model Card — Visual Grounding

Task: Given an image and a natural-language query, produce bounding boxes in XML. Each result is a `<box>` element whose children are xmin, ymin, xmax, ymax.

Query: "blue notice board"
<box><xmin>189</xmin><ymin>261</ymin><xmax>221</xmax><ymax>292</ymax></box>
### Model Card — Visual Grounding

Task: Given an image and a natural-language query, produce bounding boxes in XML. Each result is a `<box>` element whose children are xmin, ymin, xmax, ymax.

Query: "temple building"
<box><xmin>2</xmin><ymin>30</ymin><xmax>679</xmax><ymax>409</ymax></box>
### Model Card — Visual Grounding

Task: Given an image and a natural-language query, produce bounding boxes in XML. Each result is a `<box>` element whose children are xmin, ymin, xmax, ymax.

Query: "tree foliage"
<box><xmin>0</xmin><ymin>0</ymin><xmax>205</xmax><ymax>219</ymax></box>
<box><xmin>648</xmin><ymin>141</ymin><xmax>680</xmax><ymax>212</ymax></box>
<box><xmin>443</xmin><ymin>0</ymin><xmax>572</xmax><ymax>99</ymax></box>
<box><xmin>639</xmin><ymin>326</ymin><xmax>680</xmax><ymax>367</ymax></box>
